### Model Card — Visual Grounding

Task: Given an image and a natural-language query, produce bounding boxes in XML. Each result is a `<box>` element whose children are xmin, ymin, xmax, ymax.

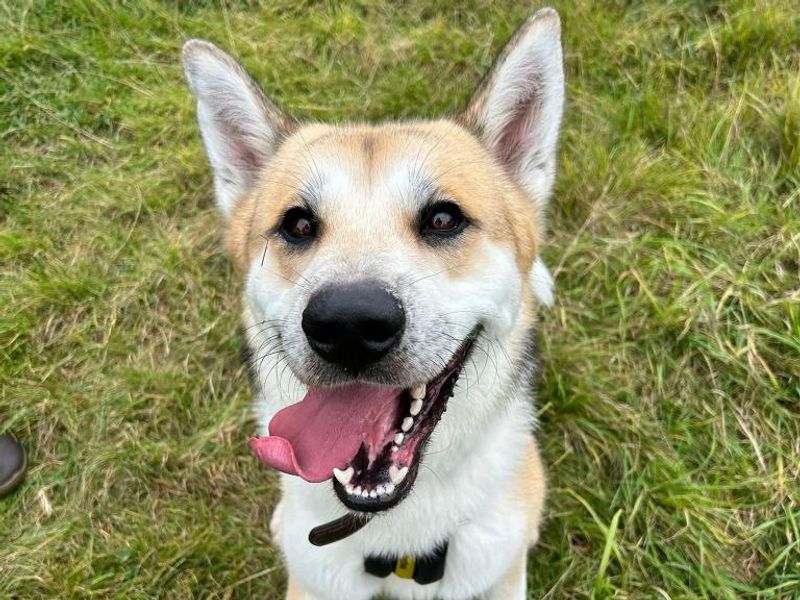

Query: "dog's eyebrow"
<box><xmin>299</xmin><ymin>180</ymin><xmax>322</xmax><ymax>209</ymax></box>
<box><xmin>285</xmin><ymin>166</ymin><xmax>324</xmax><ymax>210</ymax></box>
<box><xmin>412</xmin><ymin>177</ymin><xmax>436</xmax><ymax>203</ymax></box>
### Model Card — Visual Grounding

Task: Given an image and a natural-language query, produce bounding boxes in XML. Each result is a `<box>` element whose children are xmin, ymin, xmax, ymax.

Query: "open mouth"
<box><xmin>250</xmin><ymin>327</ymin><xmax>480</xmax><ymax>513</ymax></box>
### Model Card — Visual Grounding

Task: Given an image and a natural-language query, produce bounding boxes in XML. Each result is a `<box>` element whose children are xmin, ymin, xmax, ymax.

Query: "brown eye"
<box><xmin>420</xmin><ymin>201</ymin><xmax>467</xmax><ymax>239</ymax></box>
<box><xmin>279</xmin><ymin>207</ymin><xmax>317</xmax><ymax>244</ymax></box>
<box><xmin>430</xmin><ymin>210</ymin><xmax>456</xmax><ymax>230</ymax></box>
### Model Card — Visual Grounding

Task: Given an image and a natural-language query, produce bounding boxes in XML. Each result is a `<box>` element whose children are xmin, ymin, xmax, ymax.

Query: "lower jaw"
<box><xmin>332</xmin><ymin>409</ymin><xmax>433</xmax><ymax>512</ymax></box>
<box><xmin>331</xmin><ymin>326</ymin><xmax>481</xmax><ymax>513</ymax></box>
<box><xmin>332</xmin><ymin>454</ymin><xmax>421</xmax><ymax>513</ymax></box>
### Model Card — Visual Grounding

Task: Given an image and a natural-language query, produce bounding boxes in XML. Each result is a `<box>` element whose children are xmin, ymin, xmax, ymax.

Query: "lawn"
<box><xmin>1</xmin><ymin>1</ymin><xmax>798</xmax><ymax>598</ymax></box>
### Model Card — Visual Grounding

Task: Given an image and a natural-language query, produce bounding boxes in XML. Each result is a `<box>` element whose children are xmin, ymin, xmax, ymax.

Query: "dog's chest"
<box><xmin>279</xmin><ymin>489</ymin><xmax>528</xmax><ymax>600</ymax></box>
<box><xmin>374</xmin><ymin>507</ymin><xmax>528</xmax><ymax>600</ymax></box>
<box><xmin>276</xmin><ymin>408</ymin><xmax>533</xmax><ymax>600</ymax></box>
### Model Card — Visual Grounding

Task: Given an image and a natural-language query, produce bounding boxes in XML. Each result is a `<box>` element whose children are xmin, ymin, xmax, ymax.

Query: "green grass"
<box><xmin>1</xmin><ymin>1</ymin><xmax>798</xmax><ymax>598</ymax></box>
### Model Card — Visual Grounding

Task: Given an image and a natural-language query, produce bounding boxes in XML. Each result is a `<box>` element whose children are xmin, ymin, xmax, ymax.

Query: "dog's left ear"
<box><xmin>463</xmin><ymin>8</ymin><xmax>564</xmax><ymax>216</ymax></box>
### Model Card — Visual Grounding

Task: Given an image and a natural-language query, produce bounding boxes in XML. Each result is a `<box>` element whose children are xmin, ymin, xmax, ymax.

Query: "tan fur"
<box><xmin>286</xmin><ymin>575</ymin><xmax>312</xmax><ymax>600</ymax></box>
<box><xmin>518</xmin><ymin>439</ymin><xmax>547</xmax><ymax>544</ymax></box>
<box><xmin>224</xmin><ymin>121</ymin><xmax>542</xmax><ymax>291</ymax></box>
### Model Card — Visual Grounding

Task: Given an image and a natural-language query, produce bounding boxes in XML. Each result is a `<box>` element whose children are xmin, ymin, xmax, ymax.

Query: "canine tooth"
<box><xmin>410</xmin><ymin>384</ymin><xmax>426</xmax><ymax>400</ymax></box>
<box><xmin>389</xmin><ymin>465</ymin><xmax>408</xmax><ymax>485</ymax></box>
<box><xmin>333</xmin><ymin>466</ymin><xmax>354</xmax><ymax>486</ymax></box>
<box><xmin>409</xmin><ymin>399</ymin><xmax>423</xmax><ymax>416</ymax></box>
<box><xmin>346</xmin><ymin>484</ymin><xmax>354</xmax><ymax>494</ymax></box>
<box><xmin>376</xmin><ymin>484</ymin><xmax>386</xmax><ymax>495</ymax></box>
<box><xmin>394</xmin><ymin>433</ymin><xmax>404</xmax><ymax>445</ymax></box>
<box><xmin>401</xmin><ymin>417</ymin><xmax>413</xmax><ymax>432</ymax></box>
<box><xmin>369</xmin><ymin>489</ymin><xmax>378</xmax><ymax>498</ymax></box>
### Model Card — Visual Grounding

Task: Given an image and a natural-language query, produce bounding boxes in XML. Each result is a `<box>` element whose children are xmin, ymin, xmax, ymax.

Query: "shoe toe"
<box><xmin>0</xmin><ymin>433</ymin><xmax>26</xmax><ymax>497</ymax></box>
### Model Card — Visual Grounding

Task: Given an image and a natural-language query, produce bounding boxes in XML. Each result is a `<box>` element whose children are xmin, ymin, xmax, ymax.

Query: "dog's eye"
<box><xmin>420</xmin><ymin>201</ymin><xmax>467</xmax><ymax>238</ymax></box>
<box><xmin>279</xmin><ymin>207</ymin><xmax>316</xmax><ymax>244</ymax></box>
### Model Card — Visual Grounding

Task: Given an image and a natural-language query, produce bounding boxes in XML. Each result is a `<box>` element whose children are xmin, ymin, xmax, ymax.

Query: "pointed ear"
<box><xmin>181</xmin><ymin>39</ymin><xmax>294</xmax><ymax>218</ymax></box>
<box><xmin>463</xmin><ymin>8</ymin><xmax>564</xmax><ymax>216</ymax></box>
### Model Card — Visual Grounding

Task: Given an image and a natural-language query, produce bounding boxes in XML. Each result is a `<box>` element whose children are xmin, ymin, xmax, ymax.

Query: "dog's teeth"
<box><xmin>394</xmin><ymin>433</ymin><xmax>404</xmax><ymax>445</ymax></box>
<box><xmin>361</xmin><ymin>489</ymin><xmax>369</xmax><ymax>498</ymax></box>
<box><xmin>391</xmin><ymin>445</ymin><xmax>399</xmax><ymax>453</ymax></box>
<box><xmin>389</xmin><ymin>465</ymin><xmax>408</xmax><ymax>485</ymax></box>
<box><xmin>346</xmin><ymin>483</ymin><xmax>354</xmax><ymax>494</ymax></box>
<box><xmin>376</xmin><ymin>484</ymin><xmax>386</xmax><ymax>495</ymax></box>
<box><xmin>410</xmin><ymin>384</ymin><xmax>426</xmax><ymax>400</ymax></box>
<box><xmin>369</xmin><ymin>489</ymin><xmax>378</xmax><ymax>498</ymax></box>
<box><xmin>401</xmin><ymin>417</ymin><xmax>413</xmax><ymax>432</ymax></box>
<box><xmin>409</xmin><ymin>399</ymin><xmax>423</xmax><ymax>416</ymax></box>
<box><xmin>333</xmin><ymin>466</ymin><xmax>354</xmax><ymax>486</ymax></box>
<box><xmin>384</xmin><ymin>482</ymin><xmax>395</xmax><ymax>495</ymax></box>
<box><xmin>353</xmin><ymin>486</ymin><xmax>362</xmax><ymax>496</ymax></box>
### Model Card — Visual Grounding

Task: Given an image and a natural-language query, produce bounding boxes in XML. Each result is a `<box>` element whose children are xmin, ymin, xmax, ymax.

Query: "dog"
<box><xmin>181</xmin><ymin>7</ymin><xmax>563</xmax><ymax>599</ymax></box>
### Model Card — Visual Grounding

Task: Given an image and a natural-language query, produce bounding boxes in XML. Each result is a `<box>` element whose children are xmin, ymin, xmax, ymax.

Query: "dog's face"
<box><xmin>182</xmin><ymin>9</ymin><xmax>563</xmax><ymax>513</ymax></box>
<box><xmin>234</xmin><ymin>122</ymin><xmax>539</xmax><ymax>389</ymax></box>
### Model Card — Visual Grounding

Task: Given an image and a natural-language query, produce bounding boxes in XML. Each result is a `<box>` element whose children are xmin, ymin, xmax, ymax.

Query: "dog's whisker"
<box><xmin>397</xmin><ymin>265</ymin><xmax>461</xmax><ymax>290</ymax></box>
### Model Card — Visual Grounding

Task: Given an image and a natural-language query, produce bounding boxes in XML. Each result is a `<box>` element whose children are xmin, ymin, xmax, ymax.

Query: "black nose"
<box><xmin>302</xmin><ymin>281</ymin><xmax>405</xmax><ymax>373</ymax></box>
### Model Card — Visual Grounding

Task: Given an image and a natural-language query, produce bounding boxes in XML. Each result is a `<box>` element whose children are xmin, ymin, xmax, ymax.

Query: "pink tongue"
<box><xmin>249</xmin><ymin>383</ymin><xmax>402</xmax><ymax>483</ymax></box>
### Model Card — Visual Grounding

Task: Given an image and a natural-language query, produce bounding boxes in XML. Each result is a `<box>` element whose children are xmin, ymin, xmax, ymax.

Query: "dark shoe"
<box><xmin>0</xmin><ymin>433</ymin><xmax>26</xmax><ymax>497</ymax></box>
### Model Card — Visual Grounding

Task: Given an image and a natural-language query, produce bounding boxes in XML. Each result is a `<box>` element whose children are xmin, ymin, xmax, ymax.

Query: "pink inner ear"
<box><xmin>496</xmin><ymin>89</ymin><xmax>541</xmax><ymax>172</ymax></box>
<box><xmin>222</xmin><ymin>120</ymin><xmax>261</xmax><ymax>173</ymax></box>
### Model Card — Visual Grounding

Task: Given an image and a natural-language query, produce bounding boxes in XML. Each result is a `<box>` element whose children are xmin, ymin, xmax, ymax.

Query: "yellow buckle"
<box><xmin>394</xmin><ymin>555</ymin><xmax>416</xmax><ymax>579</ymax></box>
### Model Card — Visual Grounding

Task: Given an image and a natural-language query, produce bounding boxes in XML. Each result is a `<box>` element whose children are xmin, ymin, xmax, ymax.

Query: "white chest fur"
<box><xmin>270</xmin><ymin>395</ymin><xmax>535</xmax><ymax>600</ymax></box>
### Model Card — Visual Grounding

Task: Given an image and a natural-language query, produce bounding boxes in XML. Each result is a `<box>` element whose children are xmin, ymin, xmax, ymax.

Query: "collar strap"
<box><xmin>364</xmin><ymin>542</ymin><xmax>448</xmax><ymax>585</ymax></box>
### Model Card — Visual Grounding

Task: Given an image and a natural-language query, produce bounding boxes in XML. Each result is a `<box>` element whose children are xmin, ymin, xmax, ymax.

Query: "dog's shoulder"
<box><xmin>513</xmin><ymin>438</ymin><xmax>547</xmax><ymax>545</ymax></box>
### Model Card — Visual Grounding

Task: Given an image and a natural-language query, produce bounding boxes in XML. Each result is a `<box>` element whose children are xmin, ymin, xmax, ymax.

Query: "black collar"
<box><xmin>364</xmin><ymin>541</ymin><xmax>448</xmax><ymax>585</ymax></box>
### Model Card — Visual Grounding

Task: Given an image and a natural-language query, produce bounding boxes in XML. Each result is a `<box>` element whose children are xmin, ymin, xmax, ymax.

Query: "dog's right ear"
<box><xmin>181</xmin><ymin>40</ymin><xmax>294</xmax><ymax>219</ymax></box>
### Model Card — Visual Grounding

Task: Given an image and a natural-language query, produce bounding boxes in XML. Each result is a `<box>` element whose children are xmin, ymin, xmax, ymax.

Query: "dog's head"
<box><xmin>182</xmin><ymin>8</ymin><xmax>563</xmax><ymax>513</ymax></box>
